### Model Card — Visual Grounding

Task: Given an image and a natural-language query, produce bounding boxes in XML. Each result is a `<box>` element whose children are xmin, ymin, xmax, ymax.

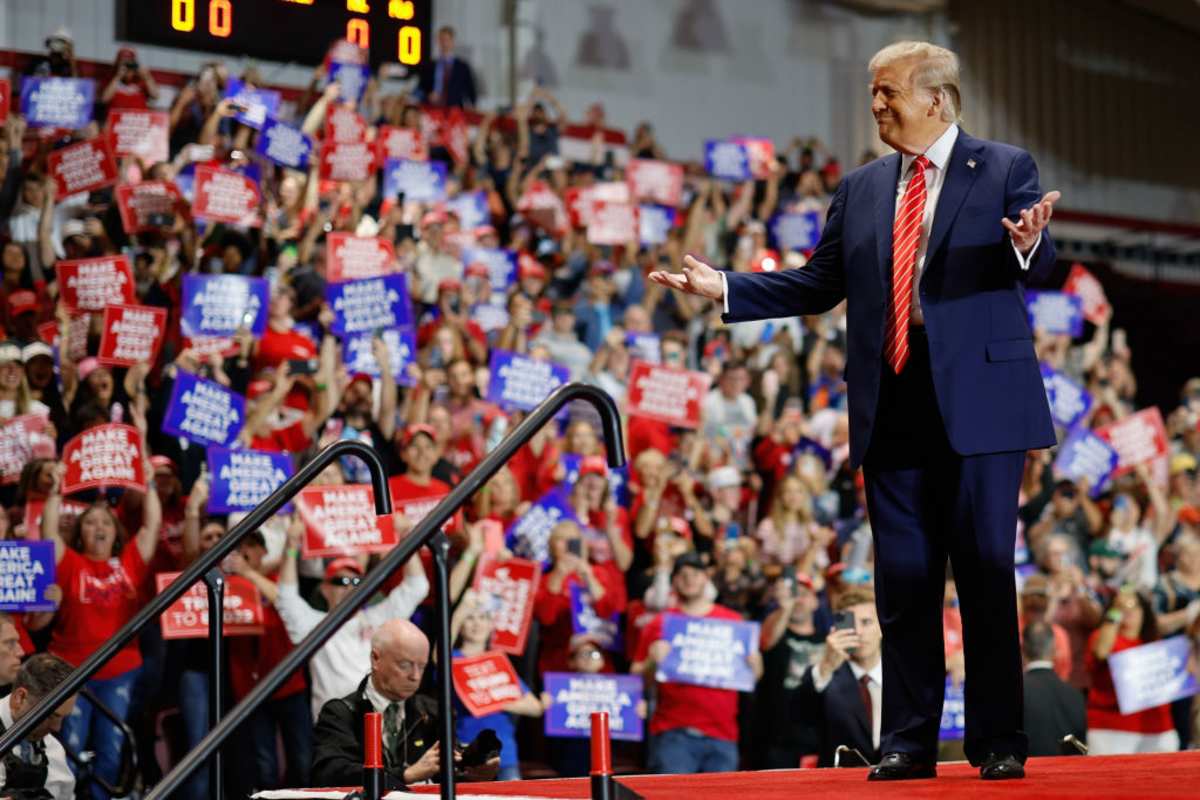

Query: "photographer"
<box><xmin>100</xmin><ymin>47</ymin><xmax>160</xmax><ymax>113</ymax></box>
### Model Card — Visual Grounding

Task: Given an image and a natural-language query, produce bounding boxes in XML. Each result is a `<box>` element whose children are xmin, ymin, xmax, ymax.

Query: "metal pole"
<box><xmin>203</xmin><ymin>569</ymin><xmax>225</xmax><ymax>800</ymax></box>
<box><xmin>430</xmin><ymin>533</ymin><xmax>456</xmax><ymax>800</ymax></box>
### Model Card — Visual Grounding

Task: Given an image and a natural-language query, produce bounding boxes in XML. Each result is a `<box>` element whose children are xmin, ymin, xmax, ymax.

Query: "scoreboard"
<box><xmin>116</xmin><ymin>0</ymin><xmax>433</xmax><ymax>67</ymax></box>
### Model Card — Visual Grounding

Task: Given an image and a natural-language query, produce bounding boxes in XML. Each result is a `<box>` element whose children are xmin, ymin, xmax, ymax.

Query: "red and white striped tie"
<box><xmin>884</xmin><ymin>155</ymin><xmax>930</xmax><ymax>374</ymax></box>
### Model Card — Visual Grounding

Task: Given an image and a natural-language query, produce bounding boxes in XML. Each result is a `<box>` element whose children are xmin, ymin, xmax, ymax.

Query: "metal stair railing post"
<box><xmin>0</xmin><ymin>439</ymin><xmax>392</xmax><ymax>760</ymax></box>
<box><xmin>203</xmin><ymin>568</ymin><xmax>225</xmax><ymax>800</ymax></box>
<box><xmin>429</xmin><ymin>532</ymin><xmax>456</xmax><ymax>798</ymax></box>
<box><xmin>144</xmin><ymin>382</ymin><xmax>625</xmax><ymax>800</ymax></box>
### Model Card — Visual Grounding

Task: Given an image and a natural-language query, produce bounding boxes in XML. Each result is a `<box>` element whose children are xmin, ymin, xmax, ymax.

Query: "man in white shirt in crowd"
<box><xmin>272</xmin><ymin>516</ymin><xmax>430</xmax><ymax>719</ymax></box>
<box><xmin>0</xmin><ymin>654</ymin><xmax>77</xmax><ymax>800</ymax></box>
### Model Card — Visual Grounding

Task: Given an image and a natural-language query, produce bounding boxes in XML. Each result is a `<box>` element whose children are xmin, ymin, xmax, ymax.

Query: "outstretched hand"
<box><xmin>1003</xmin><ymin>190</ymin><xmax>1060</xmax><ymax>253</ymax></box>
<box><xmin>648</xmin><ymin>255</ymin><xmax>725</xmax><ymax>301</ymax></box>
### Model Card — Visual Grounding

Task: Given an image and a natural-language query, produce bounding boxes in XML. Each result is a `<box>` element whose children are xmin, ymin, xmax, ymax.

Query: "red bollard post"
<box><xmin>590</xmin><ymin>711</ymin><xmax>614</xmax><ymax>800</ymax></box>
<box><xmin>363</xmin><ymin>711</ymin><xmax>384</xmax><ymax>800</ymax></box>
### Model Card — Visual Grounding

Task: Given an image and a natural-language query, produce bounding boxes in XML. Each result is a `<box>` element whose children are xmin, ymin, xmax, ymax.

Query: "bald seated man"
<box><xmin>311</xmin><ymin>619</ymin><xmax>499</xmax><ymax>789</ymax></box>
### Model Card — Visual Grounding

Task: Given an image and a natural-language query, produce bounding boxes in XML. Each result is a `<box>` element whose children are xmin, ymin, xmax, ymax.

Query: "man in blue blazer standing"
<box><xmin>651</xmin><ymin>41</ymin><xmax>1060</xmax><ymax>781</ymax></box>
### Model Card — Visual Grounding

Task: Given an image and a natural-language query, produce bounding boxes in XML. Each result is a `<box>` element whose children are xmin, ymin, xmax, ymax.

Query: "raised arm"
<box><xmin>132</xmin><ymin>400</ymin><xmax>162</xmax><ymax>565</ymax></box>
<box><xmin>42</xmin><ymin>464</ymin><xmax>69</xmax><ymax>564</ymax></box>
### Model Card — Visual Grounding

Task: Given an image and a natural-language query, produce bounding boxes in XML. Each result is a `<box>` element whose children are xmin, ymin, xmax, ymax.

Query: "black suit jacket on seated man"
<box><xmin>797</xmin><ymin>660</ymin><xmax>882</xmax><ymax>768</ymax></box>
<box><xmin>311</xmin><ymin>677</ymin><xmax>440</xmax><ymax>790</ymax></box>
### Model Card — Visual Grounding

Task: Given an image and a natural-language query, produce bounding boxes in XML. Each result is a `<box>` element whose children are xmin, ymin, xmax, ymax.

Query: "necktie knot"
<box><xmin>913</xmin><ymin>154</ymin><xmax>930</xmax><ymax>174</ymax></box>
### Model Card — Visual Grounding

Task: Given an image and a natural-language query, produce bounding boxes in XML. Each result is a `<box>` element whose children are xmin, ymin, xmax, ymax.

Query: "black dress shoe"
<box><xmin>867</xmin><ymin>752</ymin><xmax>937</xmax><ymax>781</ymax></box>
<box><xmin>979</xmin><ymin>753</ymin><xmax>1025</xmax><ymax>780</ymax></box>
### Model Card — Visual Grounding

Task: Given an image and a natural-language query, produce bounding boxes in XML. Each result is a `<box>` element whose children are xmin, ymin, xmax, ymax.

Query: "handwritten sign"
<box><xmin>296</xmin><ymin>484</ymin><xmax>396</xmax><ymax>558</ymax></box>
<box><xmin>162</xmin><ymin>371</ymin><xmax>245</xmax><ymax>449</ymax></box>
<box><xmin>20</xmin><ymin>77</ymin><xmax>94</xmax><ymax>129</ymax></box>
<box><xmin>451</xmin><ymin>652</ymin><xmax>524</xmax><ymax>717</ymax></box>
<box><xmin>98</xmin><ymin>303</ymin><xmax>167</xmax><ymax>368</ymax></box>
<box><xmin>655</xmin><ymin>614</ymin><xmax>760</xmax><ymax>692</ymax></box>
<box><xmin>342</xmin><ymin>327</ymin><xmax>417</xmax><ymax>383</ymax></box>
<box><xmin>1054</xmin><ymin>429</ymin><xmax>1118</xmax><ymax>498</ymax></box>
<box><xmin>256</xmin><ymin>117</ymin><xmax>314</xmax><ymax>170</ymax></box>
<box><xmin>382</xmin><ymin>158</ymin><xmax>447</xmax><ymax>202</ymax></box>
<box><xmin>1026</xmin><ymin>291</ymin><xmax>1084</xmax><ymax>337</ymax></box>
<box><xmin>1062</xmin><ymin>263</ymin><xmax>1111</xmax><ymax>325</ymax></box>
<box><xmin>1109</xmin><ymin>636</ymin><xmax>1198</xmax><ymax>715</ymax></box>
<box><xmin>0</xmin><ymin>415</ymin><xmax>51</xmax><ymax>486</ymax></box>
<box><xmin>1096</xmin><ymin>407</ymin><xmax>1169</xmax><ymax>477</ymax></box>
<box><xmin>56</xmin><ymin>255</ymin><xmax>135</xmax><ymax>312</ymax></box>
<box><xmin>627</xmin><ymin>361</ymin><xmax>711</xmax><ymax>429</ymax></box>
<box><xmin>326</xmin><ymin>274</ymin><xmax>412</xmax><ymax>334</ymax></box>
<box><xmin>115</xmin><ymin>180</ymin><xmax>185</xmax><ymax>234</ymax></box>
<box><xmin>193</xmin><ymin>166</ymin><xmax>262</xmax><ymax>226</ymax></box>
<box><xmin>61</xmin><ymin>424</ymin><xmax>145</xmax><ymax>494</ymax></box>
<box><xmin>47</xmin><ymin>138</ymin><xmax>118</xmax><ymax>196</ymax></box>
<box><xmin>486</xmin><ymin>350</ymin><xmax>568</xmax><ymax>412</ymax></box>
<box><xmin>544</xmin><ymin>673</ymin><xmax>642</xmax><ymax>742</ymax></box>
<box><xmin>326</xmin><ymin>233</ymin><xmax>398</xmax><ymax>282</ymax></box>
<box><xmin>626</xmin><ymin>159</ymin><xmax>683</xmax><ymax>207</ymax></box>
<box><xmin>206</xmin><ymin>448</ymin><xmax>293</xmax><ymax>514</ymax></box>
<box><xmin>0</xmin><ymin>542</ymin><xmax>56</xmax><ymax>612</ymax></box>
<box><xmin>472</xmin><ymin>557</ymin><xmax>540</xmax><ymax>655</ymax></box>
<box><xmin>107</xmin><ymin>109</ymin><xmax>169</xmax><ymax>165</ymax></box>
<box><xmin>505</xmin><ymin>487</ymin><xmax>577</xmax><ymax>566</ymax></box>
<box><xmin>181</xmin><ymin>274</ymin><xmax>269</xmax><ymax>338</ymax></box>
<box><xmin>1040</xmin><ymin>365</ymin><xmax>1093</xmax><ymax>431</ymax></box>
<box><xmin>319</xmin><ymin>141</ymin><xmax>376</xmax><ymax>182</ymax></box>
<box><xmin>157</xmin><ymin>572</ymin><xmax>265</xmax><ymax>639</ymax></box>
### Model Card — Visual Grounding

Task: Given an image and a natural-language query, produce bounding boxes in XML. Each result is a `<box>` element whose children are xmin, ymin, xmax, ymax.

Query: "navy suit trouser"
<box><xmin>863</xmin><ymin>327</ymin><xmax>1027</xmax><ymax>766</ymax></box>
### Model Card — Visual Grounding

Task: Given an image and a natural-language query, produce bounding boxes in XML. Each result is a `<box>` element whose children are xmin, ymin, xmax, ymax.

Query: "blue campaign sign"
<box><xmin>1109</xmin><ymin>636</ymin><xmax>1199</xmax><ymax>715</ymax></box>
<box><xmin>625</xmin><ymin>332</ymin><xmax>661</xmax><ymax>364</ymax></box>
<box><xmin>655</xmin><ymin>614</ymin><xmax>760</xmax><ymax>692</ymax></box>
<box><xmin>470</xmin><ymin>302</ymin><xmax>509</xmax><ymax>334</ymax></box>
<box><xmin>704</xmin><ymin>139</ymin><xmax>752</xmax><ymax>181</ymax></box>
<box><xmin>1040</xmin><ymin>364</ymin><xmax>1093</xmax><ymax>430</ymax></box>
<box><xmin>487</xmin><ymin>350</ymin><xmax>569</xmax><ymax>412</ymax></box>
<box><xmin>544</xmin><ymin>673</ymin><xmax>643</xmax><ymax>742</ymax></box>
<box><xmin>206</xmin><ymin>448</ymin><xmax>293</xmax><ymax>513</ymax></box>
<box><xmin>20</xmin><ymin>78</ymin><xmax>95</xmax><ymax>129</ymax></box>
<box><xmin>181</xmin><ymin>274</ymin><xmax>268</xmax><ymax>338</ymax></box>
<box><xmin>342</xmin><ymin>327</ymin><xmax>418</xmax><ymax>385</ymax></box>
<box><xmin>0</xmin><ymin>541</ymin><xmax>57</xmax><ymax>612</ymax></box>
<box><xmin>570</xmin><ymin>583</ymin><xmax>622</xmax><ymax>653</ymax></box>
<box><xmin>223</xmin><ymin>78</ymin><xmax>281</xmax><ymax>129</ymax></box>
<box><xmin>505</xmin><ymin>486</ymin><xmax>577</xmax><ymax>565</ymax></box>
<box><xmin>383</xmin><ymin>158</ymin><xmax>448</xmax><ymax>202</ymax></box>
<box><xmin>940</xmin><ymin>676</ymin><xmax>965</xmax><ymax>740</ymax></box>
<box><xmin>461</xmin><ymin>248</ymin><xmax>518</xmax><ymax>291</ymax></box>
<box><xmin>638</xmin><ymin>204</ymin><xmax>676</xmax><ymax>246</ymax></box>
<box><xmin>326</xmin><ymin>274</ymin><xmax>412</xmax><ymax>335</ymax></box>
<box><xmin>256</xmin><ymin>118</ymin><xmax>313</xmax><ymax>170</ymax></box>
<box><xmin>447</xmin><ymin>190</ymin><xmax>490</xmax><ymax>230</ymax></box>
<box><xmin>162</xmin><ymin>371</ymin><xmax>245</xmax><ymax>448</ymax></box>
<box><xmin>1054</xmin><ymin>429</ymin><xmax>1119</xmax><ymax>498</ymax></box>
<box><xmin>329</xmin><ymin>61</ymin><xmax>371</xmax><ymax>104</ymax></box>
<box><xmin>1026</xmin><ymin>291</ymin><xmax>1084</xmax><ymax>337</ymax></box>
<box><xmin>771</xmin><ymin>211</ymin><xmax>822</xmax><ymax>252</ymax></box>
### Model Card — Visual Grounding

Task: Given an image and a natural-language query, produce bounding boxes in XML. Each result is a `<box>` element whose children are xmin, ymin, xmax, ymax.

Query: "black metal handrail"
<box><xmin>60</xmin><ymin>686</ymin><xmax>140</xmax><ymax>797</ymax></box>
<box><xmin>0</xmin><ymin>439</ymin><xmax>392</xmax><ymax>758</ymax></box>
<box><xmin>146</xmin><ymin>382</ymin><xmax>625</xmax><ymax>800</ymax></box>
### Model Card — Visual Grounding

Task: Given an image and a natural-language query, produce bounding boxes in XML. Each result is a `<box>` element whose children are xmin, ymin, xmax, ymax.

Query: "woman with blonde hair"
<box><xmin>755</xmin><ymin>474</ymin><xmax>833</xmax><ymax>576</ymax></box>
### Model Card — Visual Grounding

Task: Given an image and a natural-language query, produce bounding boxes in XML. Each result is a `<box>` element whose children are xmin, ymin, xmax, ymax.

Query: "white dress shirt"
<box><xmin>810</xmin><ymin>657</ymin><xmax>883</xmax><ymax>750</ymax></box>
<box><xmin>0</xmin><ymin>695</ymin><xmax>75</xmax><ymax>800</ymax></box>
<box><xmin>721</xmin><ymin>123</ymin><xmax>1040</xmax><ymax>319</ymax></box>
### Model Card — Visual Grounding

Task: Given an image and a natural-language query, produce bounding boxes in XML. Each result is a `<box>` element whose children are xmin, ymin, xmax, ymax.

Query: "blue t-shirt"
<box><xmin>451</xmin><ymin>649</ymin><xmax>527</xmax><ymax>770</ymax></box>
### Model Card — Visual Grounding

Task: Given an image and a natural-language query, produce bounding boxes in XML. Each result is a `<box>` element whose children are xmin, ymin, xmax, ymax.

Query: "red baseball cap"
<box><xmin>8</xmin><ymin>290</ymin><xmax>37</xmax><ymax>317</ymax></box>
<box><xmin>437</xmin><ymin>278</ymin><xmax>462</xmax><ymax>294</ymax></box>
<box><xmin>246</xmin><ymin>379</ymin><xmax>273</xmax><ymax>401</ymax></box>
<box><xmin>464</xmin><ymin>261</ymin><xmax>490</xmax><ymax>279</ymax></box>
<box><xmin>518</xmin><ymin>254</ymin><xmax>547</xmax><ymax>281</ymax></box>
<box><xmin>324</xmin><ymin>557</ymin><xmax>364</xmax><ymax>581</ymax></box>
<box><xmin>348</xmin><ymin>372</ymin><xmax>373</xmax><ymax>390</ymax></box>
<box><xmin>149</xmin><ymin>455</ymin><xmax>177</xmax><ymax>475</ymax></box>
<box><xmin>578</xmin><ymin>455</ymin><xmax>608</xmax><ymax>479</ymax></box>
<box><xmin>402</xmin><ymin>423</ymin><xmax>437</xmax><ymax>447</ymax></box>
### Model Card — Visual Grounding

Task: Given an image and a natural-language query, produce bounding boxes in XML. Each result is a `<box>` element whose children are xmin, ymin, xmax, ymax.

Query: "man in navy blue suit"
<box><xmin>417</xmin><ymin>26</ymin><xmax>477</xmax><ymax>108</ymax></box>
<box><xmin>651</xmin><ymin>41</ymin><xmax>1060</xmax><ymax>781</ymax></box>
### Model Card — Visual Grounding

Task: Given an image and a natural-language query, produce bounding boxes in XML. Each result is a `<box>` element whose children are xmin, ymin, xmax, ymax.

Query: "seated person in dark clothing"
<box><xmin>310</xmin><ymin>618</ymin><xmax>497</xmax><ymax>789</ymax></box>
<box><xmin>1022</xmin><ymin>620</ymin><xmax>1086</xmax><ymax>757</ymax></box>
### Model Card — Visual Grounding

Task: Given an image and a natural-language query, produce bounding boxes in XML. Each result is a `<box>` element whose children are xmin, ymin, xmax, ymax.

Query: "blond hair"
<box><xmin>868</xmin><ymin>41</ymin><xmax>961</xmax><ymax>123</ymax></box>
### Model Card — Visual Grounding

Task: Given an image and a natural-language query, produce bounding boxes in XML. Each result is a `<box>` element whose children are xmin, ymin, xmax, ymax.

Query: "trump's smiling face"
<box><xmin>870</xmin><ymin>59</ymin><xmax>946</xmax><ymax>155</ymax></box>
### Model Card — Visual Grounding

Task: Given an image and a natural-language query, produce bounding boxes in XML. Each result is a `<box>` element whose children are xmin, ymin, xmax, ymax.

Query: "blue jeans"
<box><xmin>647</xmin><ymin>728</ymin><xmax>739</xmax><ymax>774</ymax></box>
<box><xmin>63</xmin><ymin>668</ymin><xmax>140</xmax><ymax>800</ymax></box>
<box><xmin>178</xmin><ymin>669</ymin><xmax>211</xmax><ymax>800</ymax></box>
<box><xmin>249</xmin><ymin>692</ymin><xmax>313</xmax><ymax>789</ymax></box>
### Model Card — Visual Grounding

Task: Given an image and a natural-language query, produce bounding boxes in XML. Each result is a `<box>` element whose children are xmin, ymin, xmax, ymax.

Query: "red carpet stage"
<box><xmin>406</xmin><ymin>752</ymin><xmax>1200</xmax><ymax>799</ymax></box>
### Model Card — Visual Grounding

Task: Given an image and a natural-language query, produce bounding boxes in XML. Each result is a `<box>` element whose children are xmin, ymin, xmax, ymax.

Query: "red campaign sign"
<box><xmin>626</xmin><ymin>159</ymin><xmax>684</xmax><ymax>207</ymax></box>
<box><xmin>627</xmin><ymin>360</ymin><xmax>712</xmax><ymax>430</ymax></box>
<box><xmin>1096</xmin><ymin>407</ymin><xmax>1169</xmax><ymax>477</ymax></box>
<box><xmin>393</xmin><ymin>491</ymin><xmax>461</xmax><ymax>535</ymax></box>
<box><xmin>319</xmin><ymin>141</ymin><xmax>377</xmax><ymax>182</ymax></box>
<box><xmin>472</xmin><ymin>557</ymin><xmax>540</xmax><ymax>655</ymax></box>
<box><xmin>56</xmin><ymin>255</ymin><xmax>136</xmax><ymax>312</ymax></box>
<box><xmin>587</xmin><ymin>201</ymin><xmax>639</xmax><ymax>246</ymax></box>
<box><xmin>736</xmin><ymin>137</ymin><xmax>776</xmax><ymax>179</ymax></box>
<box><xmin>47</xmin><ymin>138</ymin><xmax>118</xmax><ymax>197</ymax></box>
<box><xmin>325</xmin><ymin>233</ymin><xmax>398</xmax><ymax>281</ymax></box>
<box><xmin>156</xmin><ymin>572</ymin><xmax>265</xmax><ymax>639</ymax></box>
<box><xmin>517</xmin><ymin>180</ymin><xmax>568</xmax><ymax>235</ymax></box>
<box><xmin>1062</xmin><ymin>263</ymin><xmax>1111</xmax><ymax>325</ymax></box>
<box><xmin>0</xmin><ymin>79</ymin><xmax>8</xmax><ymax>125</ymax></box>
<box><xmin>182</xmin><ymin>336</ymin><xmax>240</xmax><ymax>360</ymax></box>
<box><xmin>107</xmin><ymin>109</ymin><xmax>170</xmax><ymax>165</ymax></box>
<box><xmin>424</xmin><ymin>108</ymin><xmax>469</xmax><ymax>164</ymax></box>
<box><xmin>377</xmin><ymin>125</ymin><xmax>428</xmax><ymax>162</ymax></box>
<box><xmin>23</xmin><ymin>498</ymin><xmax>89</xmax><ymax>541</ymax></box>
<box><xmin>115</xmin><ymin>181</ymin><xmax>186</xmax><ymax>234</ymax></box>
<box><xmin>193</xmin><ymin>166</ymin><xmax>262</xmax><ymax>226</ymax></box>
<box><xmin>98</xmin><ymin>303</ymin><xmax>168</xmax><ymax>367</ymax></box>
<box><xmin>61</xmin><ymin>423</ymin><xmax>145</xmax><ymax>494</ymax></box>
<box><xmin>564</xmin><ymin>186</ymin><xmax>593</xmax><ymax>229</ymax></box>
<box><xmin>325</xmin><ymin>105</ymin><xmax>368</xmax><ymax>144</ymax></box>
<box><xmin>451</xmin><ymin>651</ymin><xmax>524</xmax><ymax>717</ymax></box>
<box><xmin>0</xmin><ymin>415</ymin><xmax>51</xmax><ymax>485</ymax></box>
<box><xmin>36</xmin><ymin>315</ymin><xmax>89</xmax><ymax>363</ymax></box>
<box><xmin>297</xmin><ymin>484</ymin><xmax>397</xmax><ymax>558</ymax></box>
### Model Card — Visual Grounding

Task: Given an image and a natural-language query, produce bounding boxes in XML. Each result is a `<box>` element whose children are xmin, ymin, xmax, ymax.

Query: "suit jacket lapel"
<box><xmin>925</xmin><ymin>132</ymin><xmax>985</xmax><ymax>267</ymax></box>
<box><xmin>836</xmin><ymin>667</ymin><xmax>873</xmax><ymax>742</ymax></box>
<box><xmin>874</xmin><ymin>153</ymin><xmax>901</xmax><ymax>290</ymax></box>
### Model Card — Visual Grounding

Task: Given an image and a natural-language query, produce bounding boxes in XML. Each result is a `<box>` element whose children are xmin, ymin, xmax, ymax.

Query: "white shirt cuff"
<box><xmin>720</xmin><ymin>271</ymin><xmax>730</xmax><ymax>314</ymax></box>
<box><xmin>1012</xmin><ymin>234</ymin><xmax>1041</xmax><ymax>271</ymax></box>
<box><xmin>810</xmin><ymin>661</ymin><xmax>834</xmax><ymax>693</ymax></box>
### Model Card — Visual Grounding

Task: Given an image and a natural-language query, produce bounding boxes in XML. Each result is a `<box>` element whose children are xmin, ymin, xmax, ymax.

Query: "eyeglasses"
<box><xmin>327</xmin><ymin>576</ymin><xmax>362</xmax><ymax>587</ymax></box>
<box><xmin>574</xmin><ymin>648</ymin><xmax>603</xmax><ymax>662</ymax></box>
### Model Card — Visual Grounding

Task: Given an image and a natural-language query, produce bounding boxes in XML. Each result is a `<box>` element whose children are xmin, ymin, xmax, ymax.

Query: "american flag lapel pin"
<box><xmin>966</xmin><ymin>158</ymin><xmax>977</xmax><ymax>169</ymax></box>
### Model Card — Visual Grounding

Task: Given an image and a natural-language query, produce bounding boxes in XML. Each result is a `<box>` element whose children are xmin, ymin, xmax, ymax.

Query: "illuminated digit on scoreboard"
<box><xmin>347</xmin><ymin>18</ymin><xmax>370</xmax><ymax>49</ymax></box>
<box><xmin>347</xmin><ymin>0</ymin><xmax>370</xmax><ymax>12</ymax></box>
<box><xmin>388</xmin><ymin>0</ymin><xmax>414</xmax><ymax>19</ymax></box>
<box><xmin>210</xmin><ymin>0</ymin><xmax>233</xmax><ymax>37</ymax></box>
<box><xmin>171</xmin><ymin>0</ymin><xmax>195</xmax><ymax>32</ymax></box>
<box><xmin>398</xmin><ymin>25</ymin><xmax>420</xmax><ymax>65</ymax></box>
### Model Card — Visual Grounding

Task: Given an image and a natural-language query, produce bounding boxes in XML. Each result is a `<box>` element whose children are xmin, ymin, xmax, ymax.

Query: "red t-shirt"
<box><xmin>534</xmin><ymin>568</ymin><xmax>624</xmax><ymax>675</ymax></box>
<box><xmin>386</xmin><ymin>474</ymin><xmax>454</xmax><ymax>604</ymax></box>
<box><xmin>250</xmin><ymin>419</ymin><xmax>312</xmax><ymax>453</ymax></box>
<box><xmin>1084</xmin><ymin>630</ymin><xmax>1175</xmax><ymax>733</ymax></box>
<box><xmin>635</xmin><ymin>604</ymin><xmax>745</xmax><ymax>742</ymax></box>
<box><xmin>506</xmin><ymin>440</ymin><xmax>561</xmax><ymax>503</ymax></box>
<box><xmin>50</xmin><ymin>545</ymin><xmax>150</xmax><ymax>679</ymax></box>
<box><xmin>627</xmin><ymin>417</ymin><xmax>676</xmax><ymax>462</ymax></box>
<box><xmin>254</xmin><ymin>326</ymin><xmax>317</xmax><ymax>372</ymax></box>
